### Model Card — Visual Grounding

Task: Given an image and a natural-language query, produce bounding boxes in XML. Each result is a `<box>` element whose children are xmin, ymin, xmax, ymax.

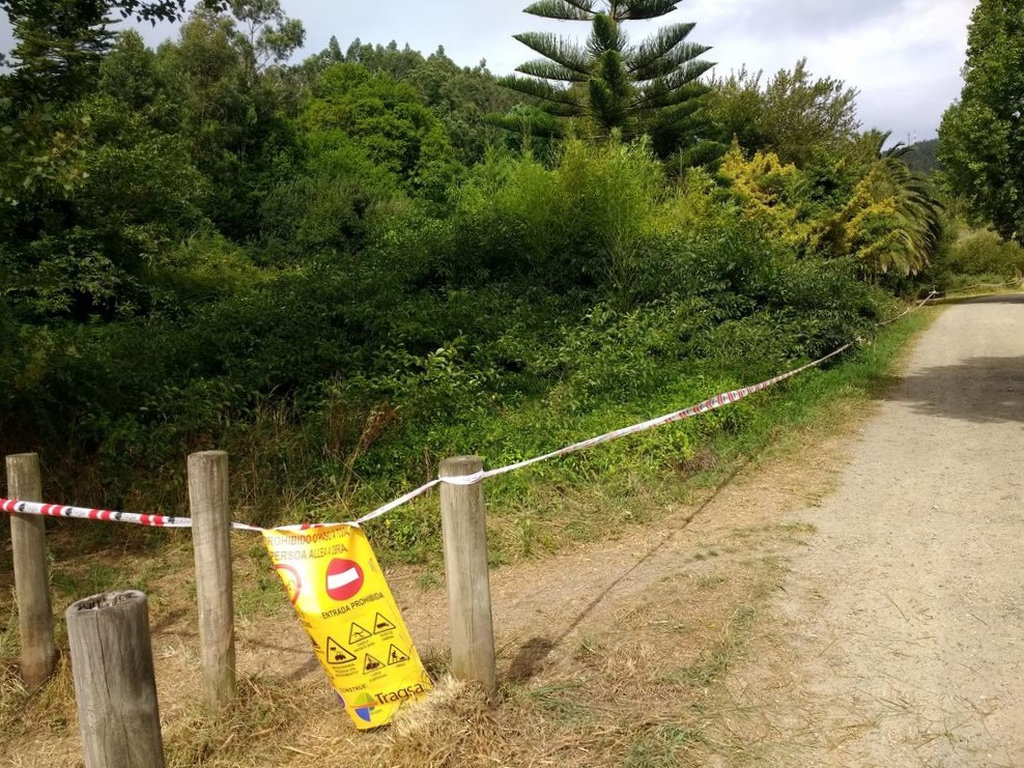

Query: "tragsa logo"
<box><xmin>337</xmin><ymin>691</ymin><xmax>376</xmax><ymax>723</ymax></box>
<box><xmin>352</xmin><ymin>693</ymin><xmax>377</xmax><ymax>723</ymax></box>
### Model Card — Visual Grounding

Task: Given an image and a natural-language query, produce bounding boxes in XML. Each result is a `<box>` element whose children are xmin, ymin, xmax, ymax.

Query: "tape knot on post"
<box><xmin>438</xmin><ymin>470</ymin><xmax>486</xmax><ymax>486</ymax></box>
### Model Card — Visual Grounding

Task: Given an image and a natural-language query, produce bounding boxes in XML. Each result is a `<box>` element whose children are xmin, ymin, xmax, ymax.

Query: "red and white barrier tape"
<box><xmin>0</xmin><ymin>498</ymin><xmax>264</xmax><ymax>531</ymax></box>
<box><xmin>2</xmin><ymin>292</ymin><xmax>940</xmax><ymax>531</ymax></box>
<box><xmin>877</xmin><ymin>291</ymin><xmax>937</xmax><ymax>326</ymax></box>
<box><xmin>356</xmin><ymin>340</ymin><xmax>857</xmax><ymax>521</ymax></box>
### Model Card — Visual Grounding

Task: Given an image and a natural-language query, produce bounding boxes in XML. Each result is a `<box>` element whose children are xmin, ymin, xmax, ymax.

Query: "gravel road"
<box><xmin>753</xmin><ymin>294</ymin><xmax>1024</xmax><ymax>767</ymax></box>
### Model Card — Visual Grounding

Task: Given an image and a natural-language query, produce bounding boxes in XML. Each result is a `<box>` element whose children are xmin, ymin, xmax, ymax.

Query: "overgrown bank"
<box><xmin>1</xmin><ymin>301</ymin><xmax>941</xmax><ymax>768</ymax></box>
<box><xmin>0</xmin><ymin>293</ymin><xmax>938</xmax><ymax>574</ymax></box>
<box><xmin>1</xmin><ymin>142</ymin><xmax>895</xmax><ymax>548</ymax></box>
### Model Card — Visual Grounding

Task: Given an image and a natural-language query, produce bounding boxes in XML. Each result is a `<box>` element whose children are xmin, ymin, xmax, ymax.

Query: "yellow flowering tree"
<box><xmin>718</xmin><ymin>141</ymin><xmax>814</xmax><ymax>250</ymax></box>
<box><xmin>827</xmin><ymin>153</ymin><xmax>942</xmax><ymax>277</ymax></box>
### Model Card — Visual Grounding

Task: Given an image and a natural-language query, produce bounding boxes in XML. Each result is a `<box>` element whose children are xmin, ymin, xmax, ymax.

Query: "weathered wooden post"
<box><xmin>5</xmin><ymin>452</ymin><xmax>56</xmax><ymax>687</ymax></box>
<box><xmin>439</xmin><ymin>455</ymin><xmax>496</xmax><ymax>696</ymax></box>
<box><xmin>66</xmin><ymin>591</ymin><xmax>164</xmax><ymax>768</ymax></box>
<box><xmin>187</xmin><ymin>450</ymin><xmax>236</xmax><ymax>708</ymax></box>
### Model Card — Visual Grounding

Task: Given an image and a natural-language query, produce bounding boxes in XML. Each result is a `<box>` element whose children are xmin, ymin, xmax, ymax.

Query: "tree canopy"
<box><xmin>500</xmin><ymin>0</ymin><xmax>713</xmax><ymax>140</ymax></box>
<box><xmin>938</xmin><ymin>0</ymin><xmax>1024</xmax><ymax>243</ymax></box>
<box><xmin>706</xmin><ymin>59</ymin><xmax>860</xmax><ymax>167</ymax></box>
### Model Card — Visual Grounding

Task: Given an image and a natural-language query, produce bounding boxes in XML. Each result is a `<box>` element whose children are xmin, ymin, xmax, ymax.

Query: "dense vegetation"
<box><xmin>1</xmin><ymin>0</ymin><xmax>1021</xmax><ymax>547</ymax></box>
<box><xmin>939</xmin><ymin>0</ymin><xmax>1024</xmax><ymax>244</ymax></box>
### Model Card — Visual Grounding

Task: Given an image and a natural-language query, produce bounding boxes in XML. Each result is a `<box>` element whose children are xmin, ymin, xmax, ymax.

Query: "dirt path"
<box><xmin>726</xmin><ymin>294</ymin><xmax>1024</xmax><ymax>767</ymax></box>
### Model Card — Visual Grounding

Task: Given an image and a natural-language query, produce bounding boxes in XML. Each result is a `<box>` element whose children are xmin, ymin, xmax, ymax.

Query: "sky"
<box><xmin>2</xmin><ymin>0</ymin><xmax>978</xmax><ymax>142</ymax></box>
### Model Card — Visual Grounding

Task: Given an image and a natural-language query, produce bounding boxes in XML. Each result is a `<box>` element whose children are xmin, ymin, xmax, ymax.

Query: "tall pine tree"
<box><xmin>501</xmin><ymin>0</ymin><xmax>713</xmax><ymax>141</ymax></box>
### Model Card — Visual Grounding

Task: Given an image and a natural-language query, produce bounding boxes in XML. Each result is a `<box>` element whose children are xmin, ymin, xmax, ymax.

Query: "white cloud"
<box><xmin>684</xmin><ymin>0</ymin><xmax>975</xmax><ymax>138</ymax></box>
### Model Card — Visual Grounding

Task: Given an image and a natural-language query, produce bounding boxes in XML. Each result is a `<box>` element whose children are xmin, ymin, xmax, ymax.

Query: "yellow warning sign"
<box><xmin>326</xmin><ymin>637</ymin><xmax>356</xmax><ymax>665</ymax></box>
<box><xmin>263</xmin><ymin>524</ymin><xmax>432</xmax><ymax>729</ymax></box>
<box><xmin>349</xmin><ymin>621</ymin><xmax>372</xmax><ymax>644</ymax></box>
<box><xmin>387</xmin><ymin>644</ymin><xmax>410</xmax><ymax>664</ymax></box>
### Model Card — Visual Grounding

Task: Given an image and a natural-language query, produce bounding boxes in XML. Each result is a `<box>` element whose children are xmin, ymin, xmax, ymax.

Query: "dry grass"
<box><xmin>1</xmin><ymin>517</ymin><xmax>801</xmax><ymax>768</ymax></box>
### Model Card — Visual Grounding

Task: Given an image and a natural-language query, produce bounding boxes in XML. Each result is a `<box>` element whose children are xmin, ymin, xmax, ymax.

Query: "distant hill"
<box><xmin>904</xmin><ymin>138</ymin><xmax>939</xmax><ymax>174</ymax></box>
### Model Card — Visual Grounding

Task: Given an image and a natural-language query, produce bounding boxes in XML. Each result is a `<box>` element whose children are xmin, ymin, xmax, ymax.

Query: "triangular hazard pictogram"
<box><xmin>387</xmin><ymin>644</ymin><xmax>410</xmax><ymax>665</ymax></box>
<box><xmin>372</xmin><ymin>612</ymin><xmax>396</xmax><ymax>634</ymax></box>
<box><xmin>363</xmin><ymin>653</ymin><xmax>384</xmax><ymax>673</ymax></box>
<box><xmin>326</xmin><ymin>637</ymin><xmax>356</xmax><ymax>665</ymax></box>
<box><xmin>349</xmin><ymin>621</ymin><xmax>372</xmax><ymax>644</ymax></box>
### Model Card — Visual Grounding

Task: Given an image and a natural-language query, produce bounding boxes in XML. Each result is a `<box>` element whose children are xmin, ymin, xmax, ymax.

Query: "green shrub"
<box><xmin>946</xmin><ymin>229</ymin><xmax>1024</xmax><ymax>280</ymax></box>
<box><xmin>915</xmin><ymin>226</ymin><xmax>1024</xmax><ymax>292</ymax></box>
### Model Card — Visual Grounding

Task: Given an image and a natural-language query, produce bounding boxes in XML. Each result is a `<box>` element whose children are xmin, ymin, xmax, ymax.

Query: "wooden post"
<box><xmin>66</xmin><ymin>591</ymin><xmax>164</xmax><ymax>768</ymax></box>
<box><xmin>439</xmin><ymin>455</ymin><xmax>496</xmax><ymax>696</ymax></box>
<box><xmin>6</xmin><ymin>452</ymin><xmax>56</xmax><ymax>687</ymax></box>
<box><xmin>187</xmin><ymin>450</ymin><xmax>236</xmax><ymax>708</ymax></box>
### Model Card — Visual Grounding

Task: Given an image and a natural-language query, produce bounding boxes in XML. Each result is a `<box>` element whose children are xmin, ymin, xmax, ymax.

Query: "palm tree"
<box><xmin>879</xmin><ymin>144</ymin><xmax>943</xmax><ymax>275</ymax></box>
<box><xmin>835</xmin><ymin>134</ymin><xmax>944</xmax><ymax>277</ymax></box>
<box><xmin>501</xmin><ymin>0</ymin><xmax>713</xmax><ymax>139</ymax></box>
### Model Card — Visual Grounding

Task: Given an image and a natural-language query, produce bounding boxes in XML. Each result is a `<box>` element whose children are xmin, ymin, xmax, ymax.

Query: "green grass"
<box><xmin>713</xmin><ymin>309</ymin><xmax>933</xmax><ymax>458</ymax></box>
<box><xmin>360</xmin><ymin>305</ymin><xmax>938</xmax><ymax>566</ymax></box>
<box><xmin>234</xmin><ymin>567</ymin><xmax>289</xmax><ymax>622</ymax></box>
<box><xmin>524</xmin><ymin>681</ymin><xmax>593</xmax><ymax>723</ymax></box>
<box><xmin>50</xmin><ymin>553</ymin><xmax>168</xmax><ymax>603</ymax></box>
<box><xmin>624</xmin><ymin>723</ymin><xmax>707</xmax><ymax>768</ymax></box>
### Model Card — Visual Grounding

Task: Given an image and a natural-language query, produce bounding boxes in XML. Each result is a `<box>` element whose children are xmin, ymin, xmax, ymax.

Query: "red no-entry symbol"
<box><xmin>325</xmin><ymin>558</ymin><xmax>364</xmax><ymax>601</ymax></box>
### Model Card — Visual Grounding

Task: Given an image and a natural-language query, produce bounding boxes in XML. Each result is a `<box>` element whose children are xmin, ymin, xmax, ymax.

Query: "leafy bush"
<box><xmin>944</xmin><ymin>229</ymin><xmax>1024</xmax><ymax>280</ymax></box>
<box><xmin>406</xmin><ymin>139</ymin><xmax>670</xmax><ymax>294</ymax></box>
<box><xmin>915</xmin><ymin>225</ymin><xmax>1024</xmax><ymax>292</ymax></box>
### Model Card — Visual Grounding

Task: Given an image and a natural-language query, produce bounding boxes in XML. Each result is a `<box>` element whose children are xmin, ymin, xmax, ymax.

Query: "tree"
<box><xmin>260</xmin><ymin>61</ymin><xmax>462</xmax><ymax>259</ymax></box>
<box><xmin>0</xmin><ymin>0</ymin><xmax>112</xmax><ymax>206</ymax></box>
<box><xmin>409</xmin><ymin>47</ymin><xmax>518</xmax><ymax>165</ymax></box>
<box><xmin>1</xmin><ymin>0</ymin><xmax>191</xmax><ymax>42</ymax></box>
<box><xmin>720</xmin><ymin>130</ymin><xmax>943</xmax><ymax>277</ymax></box>
<box><xmin>2</xmin><ymin>0</ymin><xmax>113</xmax><ymax>104</ymax></box>
<box><xmin>295</xmin><ymin>35</ymin><xmax>344</xmax><ymax>81</ymax></box>
<box><xmin>824</xmin><ymin>137</ymin><xmax>943</xmax><ymax>277</ymax></box>
<box><xmin>1</xmin><ymin>29</ymin><xmax>210</xmax><ymax>320</ymax></box>
<box><xmin>155</xmin><ymin>2</ymin><xmax>304</xmax><ymax>237</ymax></box>
<box><xmin>344</xmin><ymin>38</ymin><xmax>424</xmax><ymax>80</ymax></box>
<box><xmin>718</xmin><ymin>141</ymin><xmax>814</xmax><ymax>252</ymax></box>
<box><xmin>214</xmin><ymin>0</ymin><xmax>305</xmax><ymax>83</ymax></box>
<box><xmin>938</xmin><ymin>0</ymin><xmax>1024</xmax><ymax>243</ymax></box>
<box><xmin>500</xmin><ymin>0</ymin><xmax>713</xmax><ymax>139</ymax></box>
<box><xmin>0</xmin><ymin>0</ymin><xmax>208</xmax><ymax>204</ymax></box>
<box><xmin>707</xmin><ymin>59</ymin><xmax>860</xmax><ymax>167</ymax></box>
